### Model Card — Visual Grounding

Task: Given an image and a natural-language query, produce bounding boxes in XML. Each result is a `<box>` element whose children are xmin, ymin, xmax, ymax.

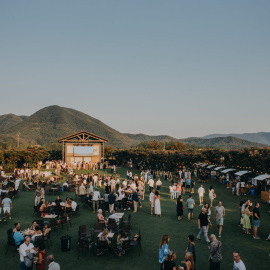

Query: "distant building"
<box><xmin>58</xmin><ymin>131</ymin><xmax>108</xmax><ymax>164</ymax></box>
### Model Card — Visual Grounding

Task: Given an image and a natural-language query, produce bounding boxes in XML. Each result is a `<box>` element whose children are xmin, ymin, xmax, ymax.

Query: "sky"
<box><xmin>1</xmin><ymin>0</ymin><xmax>270</xmax><ymax>139</ymax></box>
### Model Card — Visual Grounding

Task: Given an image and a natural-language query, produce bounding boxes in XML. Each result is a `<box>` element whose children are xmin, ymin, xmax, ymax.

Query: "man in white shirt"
<box><xmin>70</xmin><ymin>198</ymin><xmax>77</xmax><ymax>211</ymax></box>
<box><xmin>233</xmin><ymin>251</ymin><xmax>246</xmax><ymax>270</ymax></box>
<box><xmin>92</xmin><ymin>189</ymin><xmax>101</xmax><ymax>212</ymax></box>
<box><xmin>19</xmin><ymin>237</ymin><xmax>37</xmax><ymax>269</ymax></box>
<box><xmin>47</xmin><ymin>254</ymin><xmax>60</xmax><ymax>270</ymax></box>
<box><xmin>149</xmin><ymin>189</ymin><xmax>155</xmax><ymax>216</ymax></box>
<box><xmin>198</xmin><ymin>185</ymin><xmax>205</xmax><ymax>206</ymax></box>
<box><xmin>93</xmin><ymin>174</ymin><xmax>98</xmax><ymax>188</ymax></box>
<box><xmin>15</xmin><ymin>178</ymin><xmax>21</xmax><ymax>190</ymax></box>
<box><xmin>148</xmin><ymin>178</ymin><xmax>154</xmax><ymax>194</ymax></box>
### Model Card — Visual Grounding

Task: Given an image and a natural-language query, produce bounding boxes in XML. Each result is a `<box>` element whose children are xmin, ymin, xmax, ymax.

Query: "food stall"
<box><xmin>253</xmin><ymin>175</ymin><xmax>270</xmax><ymax>202</ymax></box>
<box><xmin>220</xmin><ymin>168</ymin><xmax>237</xmax><ymax>184</ymax></box>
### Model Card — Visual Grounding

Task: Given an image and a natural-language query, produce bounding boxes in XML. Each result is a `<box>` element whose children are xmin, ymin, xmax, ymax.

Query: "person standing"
<box><xmin>108</xmin><ymin>192</ymin><xmax>117</xmax><ymax>213</ymax></box>
<box><xmin>2</xmin><ymin>194</ymin><xmax>12</xmax><ymax>219</ymax></box>
<box><xmin>36</xmin><ymin>242</ymin><xmax>46</xmax><ymax>270</ymax></box>
<box><xmin>208</xmin><ymin>234</ymin><xmax>222</xmax><ymax>270</ymax></box>
<box><xmin>233</xmin><ymin>251</ymin><xmax>246</xmax><ymax>270</ymax></box>
<box><xmin>176</xmin><ymin>196</ymin><xmax>183</xmax><ymax>221</ymax></box>
<box><xmin>132</xmin><ymin>190</ymin><xmax>139</xmax><ymax>213</ymax></box>
<box><xmin>148</xmin><ymin>178</ymin><xmax>154</xmax><ymax>193</ymax></box>
<box><xmin>159</xmin><ymin>235</ymin><xmax>170</xmax><ymax>270</ymax></box>
<box><xmin>253</xmin><ymin>202</ymin><xmax>260</xmax><ymax>239</ymax></box>
<box><xmin>186</xmin><ymin>234</ymin><xmax>196</xmax><ymax>266</ymax></box>
<box><xmin>92</xmin><ymin>189</ymin><xmax>101</xmax><ymax>212</ymax></box>
<box><xmin>34</xmin><ymin>187</ymin><xmax>42</xmax><ymax>207</ymax></box>
<box><xmin>186</xmin><ymin>194</ymin><xmax>195</xmax><ymax>222</ymax></box>
<box><xmin>198</xmin><ymin>185</ymin><xmax>205</xmax><ymax>206</ymax></box>
<box><xmin>47</xmin><ymin>255</ymin><xmax>60</xmax><ymax>270</ymax></box>
<box><xmin>243</xmin><ymin>204</ymin><xmax>252</xmax><ymax>234</ymax></box>
<box><xmin>156</xmin><ymin>179</ymin><xmax>162</xmax><ymax>191</ymax></box>
<box><xmin>214</xmin><ymin>202</ymin><xmax>225</xmax><ymax>238</ymax></box>
<box><xmin>154</xmin><ymin>191</ymin><xmax>161</xmax><ymax>217</ymax></box>
<box><xmin>149</xmin><ymin>189</ymin><xmax>155</xmax><ymax>216</ymax></box>
<box><xmin>196</xmin><ymin>208</ymin><xmax>210</xmax><ymax>243</ymax></box>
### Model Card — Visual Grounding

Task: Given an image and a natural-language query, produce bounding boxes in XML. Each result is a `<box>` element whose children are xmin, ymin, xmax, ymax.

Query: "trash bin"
<box><xmin>208</xmin><ymin>174</ymin><xmax>210</xmax><ymax>179</ymax></box>
<box><xmin>60</xmin><ymin>235</ymin><xmax>72</xmax><ymax>252</ymax></box>
<box><xmin>250</xmin><ymin>188</ymin><xmax>255</xmax><ymax>196</ymax></box>
<box><xmin>222</xmin><ymin>179</ymin><xmax>226</xmax><ymax>185</ymax></box>
<box><xmin>214</xmin><ymin>176</ymin><xmax>217</xmax><ymax>181</ymax></box>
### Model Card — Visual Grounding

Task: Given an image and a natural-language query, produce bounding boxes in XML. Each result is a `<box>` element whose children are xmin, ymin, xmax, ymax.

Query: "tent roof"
<box><xmin>235</xmin><ymin>170</ymin><xmax>252</xmax><ymax>176</ymax></box>
<box><xmin>200</xmin><ymin>164</ymin><xmax>208</xmax><ymax>167</ymax></box>
<box><xmin>58</xmin><ymin>130</ymin><xmax>108</xmax><ymax>143</ymax></box>
<box><xmin>254</xmin><ymin>174</ymin><xmax>270</xmax><ymax>181</ymax></box>
<box><xmin>221</xmin><ymin>168</ymin><xmax>236</xmax><ymax>173</ymax></box>
<box><xmin>214</xmin><ymin>166</ymin><xmax>225</xmax><ymax>171</ymax></box>
<box><xmin>207</xmin><ymin>165</ymin><xmax>215</xmax><ymax>169</ymax></box>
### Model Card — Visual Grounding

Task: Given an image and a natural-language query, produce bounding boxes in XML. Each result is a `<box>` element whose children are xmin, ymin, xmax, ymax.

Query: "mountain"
<box><xmin>123</xmin><ymin>133</ymin><xmax>179</xmax><ymax>142</ymax></box>
<box><xmin>180</xmin><ymin>136</ymin><xmax>266</xmax><ymax>149</ymax></box>
<box><xmin>0</xmin><ymin>105</ymin><xmax>267</xmax><ymax>149</ymax></box>
<box><xmin>0</xmin><ymin>106</ymin><xmax>137</xmax><ymax>148</ymax></box>
<box><xmin>0</xmin><ymin>114</ymin><xmax>28</xmax><ymax>131</ymax></box>
<box><xmin>203</xmin><ymin>132</ymin><xmax>270</xmax><ymax>145</ymax></box>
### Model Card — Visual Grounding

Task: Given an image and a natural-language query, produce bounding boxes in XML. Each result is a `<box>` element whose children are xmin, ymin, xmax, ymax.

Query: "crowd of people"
<box><xmin>1</xmin><ymin>164</ymin><xmax>269</xmax><ymax>270</ymax></box>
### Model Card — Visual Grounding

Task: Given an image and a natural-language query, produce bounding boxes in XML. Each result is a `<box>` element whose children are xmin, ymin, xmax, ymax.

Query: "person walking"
<box><xmin>214</xmin><ymin>202</ymin><xmax>225</xmax><ymax>238</ymax></box>
<box><xmin>154</xmin><ymin>191</ymin><xmax>161</xmax><ymax>217</ymax></box>
<box><xmin>2</xmin><ymin>194</ymin><xmax>12</xmax><ymax>219</ymax></box>
<box><xmin>208</xmin><ymin>234</ymin><xmax>222</xmax><ymax>270</ymax></box>
<box><xmin>176</xmin><ymin>195</ymin><xmax>183</xmax><ymax>221</ymax></box>
<box><xmin>209</xmin><ymin>186</ymin><xmax>216</xmax><ymax>207</ymax></box>
<box><xmin>186</xmin><ymin>194</ymin><xmax>195</xmax><ymax>222</ymax></box>
<box><xmin>36</xmin><ymin>242</ymin><xmax>46</xmax><ymax>270</ymax></box>
<box><xmin>132</xmin><ymin>190</ymin><xmax>139</xmax><ymax>213</ymax></box>
<box><xmin>233</xmin><ymin>251</ymin><xmax>246</xmax><ymax>270</ymax></box>
<box><xmin>47</xmin><ymin>255</ymin><xmax>60</xmax><ymax>270</ymax></box>
<box><xmin>253</xmin><ymin>202</ymin><xmax>260</xmax><ymax>239</ymax></box>
<box><xmin>198</xmin><ymin>185</ymin><xmax>205</xmax><ymax>206</ymax></box>
<box><xmin>196</xmin><ymin>208</ymin><xmax>210</xmax><ymax>244</ymax></box>
<box><xmin>34</xmin><ymin>187</ymin><xmax>42</xmax><ymax>207</ymax></box>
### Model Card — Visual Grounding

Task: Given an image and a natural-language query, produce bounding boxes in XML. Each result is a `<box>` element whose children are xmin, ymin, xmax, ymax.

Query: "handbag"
<box><xmin>208</xmin><ymin>242</ymin><xmax>220</xmax><ymax>263</ymax></box>
<box><xmin>24</xmin><ymin>251</ymin><xmax>34</xmax><ymax>267</ymax></box>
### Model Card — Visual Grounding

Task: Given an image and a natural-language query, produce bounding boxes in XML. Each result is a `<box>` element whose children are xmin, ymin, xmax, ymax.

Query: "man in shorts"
<box><xmin>214</xmin><ymin>201</ymin><xmax>225</xmax><ymax>238</ymax></box>
<box><xmin>2</xmin><ymin>194</ymin><xmax>12</xmax><ymax>219</ymax></box>
<box><xmin>186</xmin><ymin>178</ymin><xmax>191</xmax><ymax>193</ymax></box>
<box><xmin>198</xmin><ymin>185</ymin><xmax>205</xmax><ymax>206</ymax></box>
<box><xmin>253</xmin><ymin>202</ymin><xmax>260</xmax><ymax>239</ymax></box>
<box><xmin>186</xmin><ymin>194</ymin><xmax>195</xmax><ymax>221</ymax></box>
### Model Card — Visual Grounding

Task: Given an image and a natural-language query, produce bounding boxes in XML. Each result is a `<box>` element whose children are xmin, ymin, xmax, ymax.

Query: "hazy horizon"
<box><xmin>1</xmin><ymin>1</ymin><xmax>270</xmax><ymax>138</ymax></box>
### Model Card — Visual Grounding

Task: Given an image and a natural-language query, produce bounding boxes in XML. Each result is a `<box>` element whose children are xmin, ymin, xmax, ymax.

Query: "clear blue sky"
<box><xmin>1</xmin><ymin>0</ymin><xmax>269</xmax><ymax>138</ymax></box>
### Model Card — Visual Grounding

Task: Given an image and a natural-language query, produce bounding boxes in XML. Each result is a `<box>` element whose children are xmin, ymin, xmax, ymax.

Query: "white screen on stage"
<box><xmin>74</xmin><ymin>146</ymin><xmax>93</xmax><ymax>156</ymax></box>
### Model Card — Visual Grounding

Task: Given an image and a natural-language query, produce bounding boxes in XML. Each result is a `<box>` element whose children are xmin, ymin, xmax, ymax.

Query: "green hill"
<box><xmin>0</xmin><ymin>106</ymin><xmax>266</xmax><ymax>149</ymax></box>
<box><xmin>180</xmin><ymin>136</ymin><xmax>266</xmax><ymax>149</ymax></box>
<box><xmin>0</xmin><ymin>106</ymin><xmax>137</xmax><ymax>148</ymax></box>
<box><xmin>0</xmin><ymin>114</ymin><xmax>28</xmax><ymax>131</ymax></box>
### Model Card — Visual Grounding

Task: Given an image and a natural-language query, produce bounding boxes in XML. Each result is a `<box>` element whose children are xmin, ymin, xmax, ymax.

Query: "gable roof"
<box><xmin>58</xmin><ymin>130</ymin><xmax>108</xmax><ymax>143</ymax></box>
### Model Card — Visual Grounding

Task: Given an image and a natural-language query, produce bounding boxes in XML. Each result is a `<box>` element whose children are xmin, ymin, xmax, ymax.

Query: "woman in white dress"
<box><xmin>209</xmin><ymin>186</ymin><xmax>215</xmax><ymax>207</ymax></box>
<box><xmin>154</xmin><ymin>191</ymin><xmax>161</xmax><ymax>217</ymax></box>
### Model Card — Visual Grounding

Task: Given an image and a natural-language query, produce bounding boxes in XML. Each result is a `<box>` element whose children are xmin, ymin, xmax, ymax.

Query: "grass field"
<box><xmin>1</xmin><ymin>167</ymin><xmax>269</xmax><ymax>270</ymax></box>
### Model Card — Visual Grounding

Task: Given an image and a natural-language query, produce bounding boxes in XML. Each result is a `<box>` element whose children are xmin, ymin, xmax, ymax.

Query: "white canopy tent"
<box><xmin>206</xmin><ymin>165</ymin><xmax>215</xmax><ymax>169</ymax></box>
<box><xmin>221</xmin><ymin>168</ymin><xmax>236</xmax><ymax>174</ymax></box>
<box><xmin>214</xmin><ymin>166</ymin><xmax>225</xmax><ymax>171</ymax></box>
<box><xmin>252</xmin><ymin>174</ymin><xmax>270</xmax><ymax>186</ymax></box>
<box><xmin>235</xmin><ymin>171</ymin><xmax>252</xmax><ymax>176</ymax></box>
<box><xmin>200</xmin><ymin>164</ymin><xmax>208</xmax><ymax>167</ymax></box>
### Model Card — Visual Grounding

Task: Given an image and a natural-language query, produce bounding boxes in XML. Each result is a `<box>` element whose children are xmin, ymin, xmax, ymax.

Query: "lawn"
<box><xmin>0</xmin><ymin>166</ymin><xmax>269</xmax><ymax>270</ymax></box>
